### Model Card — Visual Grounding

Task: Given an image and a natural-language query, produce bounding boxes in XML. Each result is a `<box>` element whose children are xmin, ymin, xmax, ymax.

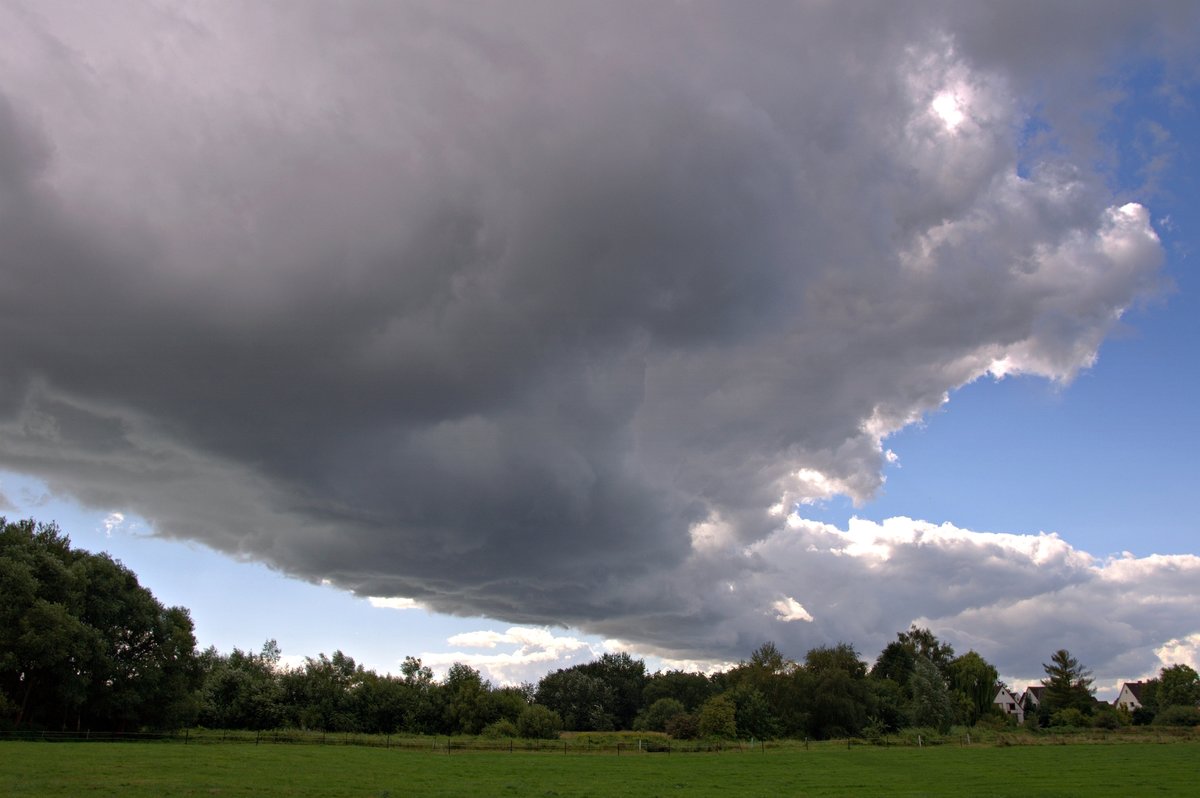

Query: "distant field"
<box><xmin>2</xmin><ymin>739</ymin><xmax>1198</xmax><ymax>797</ymax></box>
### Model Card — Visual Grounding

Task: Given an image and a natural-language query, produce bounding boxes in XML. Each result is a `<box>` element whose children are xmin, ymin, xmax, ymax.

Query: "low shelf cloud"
<box><xmin>1</xmin><ymin>1</ymin><xmax>1197</xmax><ymax>685</ymax></box>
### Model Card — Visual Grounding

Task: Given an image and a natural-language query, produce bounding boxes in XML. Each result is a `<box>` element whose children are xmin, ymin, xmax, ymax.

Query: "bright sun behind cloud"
<box><xmin>931</xmin><ymin>89</ymin><xmax>966</xmax><ymax>130</ymax></box>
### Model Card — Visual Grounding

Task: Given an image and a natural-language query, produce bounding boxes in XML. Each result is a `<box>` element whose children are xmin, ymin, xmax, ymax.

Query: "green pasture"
<box><xmin>2</xmin><ymin>739</ymin><xmax>1197</xmax><ymax>797</ymax></box>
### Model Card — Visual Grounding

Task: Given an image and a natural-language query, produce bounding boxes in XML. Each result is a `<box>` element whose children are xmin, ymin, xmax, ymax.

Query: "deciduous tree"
<box><xmin>697</xmin><ymin>694</ymin><xmax>737</xmax><ymax>739</ymax></box>
<box><xmin>948</xmin><ymin>651</ymin><xmax>998</xmax><ymax>725</ymax></box>
<box><xmin>803</xmin><ymin>643</ymin><xmax>871</xmax><ymax>738</ymax></box>
<box><xmin>1157</xmin><ymin>664</ymin><xmax>1200</xmax><ymax>709</ymax></box>
<box><xmin>0</xmin><ymin>518</ymin><xmax>202</xmax><ymax>731</ymax></box>
<box><xmin>633</xmin><ymin>697</ymin><xmax>685</xmax><ymax>732</ymax></box>
<box><xmin>907</xmin><ymin>656</ymin><xmax>954</xmax><ymax>732</ymax></box>
<box><xmin>535</xmin><ymin>668</ymin><xmax>615</xmax><ymax>731</ymax></box>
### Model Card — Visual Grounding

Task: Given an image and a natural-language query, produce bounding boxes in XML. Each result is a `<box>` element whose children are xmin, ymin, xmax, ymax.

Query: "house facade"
<box><xmin>1021</xmin><ymin>684</ymin><xmax>1044</xmax><ymax>716</ymax></box>
<box><xmin>992</xmin><ymin>686</ymin><xmax>1025</xmax><ymax>724</ymax></box>
<box><xmin>1115</xmin><ymin>681</ymin><xmax>1147</xmax><ymax>712</ymax></box>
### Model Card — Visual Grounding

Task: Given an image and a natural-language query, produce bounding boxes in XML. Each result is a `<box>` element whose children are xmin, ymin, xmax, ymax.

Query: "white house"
<box><xmin>1115</xmin><ymin>681</ymin><xmax>1148</xmax><ymax>712</ymax></box>
<box><xmin>992</xmin><ymin>686</ymin><xmax>1024</xmax><ymax>724</ymax></box>
<box><xmin>1021</xmin><ymin>685</ymin><xmax>1045</xmax><ymax>715</ymax></box>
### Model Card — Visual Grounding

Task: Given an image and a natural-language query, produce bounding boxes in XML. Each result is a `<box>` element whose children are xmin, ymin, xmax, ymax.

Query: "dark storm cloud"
<box><xmin>1</xmin><ymin>1</ymin><xmax>1196</xmax><ymax>670</ymax></box>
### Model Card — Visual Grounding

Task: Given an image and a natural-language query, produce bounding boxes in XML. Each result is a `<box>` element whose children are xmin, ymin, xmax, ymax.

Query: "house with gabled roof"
<box><xmin>1021</xmin><ymin>685</ymin><xmax>1044</xmax><ymax>716</ymax></box>
<box><xmin>1115</xmin><ymin>681</ymin><xmax>1148</xmax><ymax>712</ymax></box>
<box><xmin>992</xmin><ymin>685</ymin><xmax>1024</xmax><ymax>724</ymax></box>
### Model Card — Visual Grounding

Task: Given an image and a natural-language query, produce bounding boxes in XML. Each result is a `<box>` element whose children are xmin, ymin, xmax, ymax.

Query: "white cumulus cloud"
<box><xmin>421</xmin><ymin>626</ymin><xmax>597</xmax><ymax>685</ymax></box>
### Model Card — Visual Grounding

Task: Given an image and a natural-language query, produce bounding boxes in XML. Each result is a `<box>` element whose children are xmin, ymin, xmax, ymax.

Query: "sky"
<box><xmin>1</xmin><ymin>1</ymin><xmax>1198</xmax><ymax>699</ymax></box>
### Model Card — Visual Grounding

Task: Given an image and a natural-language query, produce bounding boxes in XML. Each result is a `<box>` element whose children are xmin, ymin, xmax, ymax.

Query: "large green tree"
<box><xmin>697</xmin><ymin>694</ymin><xmax>738</xmax><ymax>739</ymax></box>
<box><xmin>1156</xmin><ymin>664</ymin><xmax>1200</xmax><ymax>709</ymax></box>
<box><xmin>397</xmin><ymin>656</ymin><xmax>444</xmax><ymax>733</ymax></box>
<box><xmin>442</xmin><ymin>662</ymin><xmax>494</xmax><ymax>735</ymax></box>
<box><xmin>575</xmin><ymin>652</ymin><xmax>647</xmax><ymax>730</ymax></box>
<box><xmin>871</xmin><ymin>626</ymin><xmax>956</xmax><ymax>699</ymax></box>
<box><xmin>802</xmin><ymin>643</ymin><xmax>872</xmax><ymax>739</ymax></box>
<box><xmin>535</xmin><ymin>668</ymin><xmax>616</xmax><ymax>731</ymax></box>
<box><xmin>907</xmin><ymin>656</ymin><xmax>954</xmax><ymax>732</ymax></box>
<box><xmin>0</xmin><ymin>518</ymin><xmax>202</xmax><ymax>731</ymax></box>
<box><xmin>280</xmin><ymin>650</ymin><xmax>365</xmax><ymax>732</ymax></box>
<box><xmin>1041</xmin><ymin>649</ymin><xmax>1095</xmax><ymax>715</ymax></box>
<box><xmin>898</xmin><ymin>627</ymin><xmax>955</xmax><ymax>677</ymax></box>
<box><xmin>871</xmin><ymin>641</ymin><xmax>917</xmax><ymax>692</ymax></box>
<box><xmin>948</xmin><ymin>651</ymin><xmax>999</xmax><ymax>725</ymax></box>
<box><xmin>642</xmin><ymin>669</ymin><xmax>712</xmax><ymax>712</ymax></box>
<box><xmin>198</xmin><ymin>640</ymin><xmax>284</xmax><ymax>730</ymax></box>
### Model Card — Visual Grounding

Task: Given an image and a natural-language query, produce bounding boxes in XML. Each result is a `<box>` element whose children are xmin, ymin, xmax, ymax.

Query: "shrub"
<box><xmin>862</xmin><ymin>716</ymin><xmax>889</xmax><ymax>744</ymax></box>
<box><xmin>895</xmin><ymin>727</ymin><xmax>946</xmax><ymax>746</ymax></box>
<box><xmin>1152</xmin><ymin>705</ymin><xmax>1200</xmax><ymax>727</ymax></box>
<box><xmin>1049</xmin><ymin>708</ymin><xmax>1088</xmax><ymax>728</ymax></box>
<box><xmin>665</xmin><ymin>712</ymin><xmax>700</xmax><ymax>739</ymax></box>
<box><xmin>1131</xmin><ymin>706</ymin><xmax>1156</xmax><ymax>726</ymax></box>
<box><xmin>974</xmin><ymin>711</ymin><xmax>1015</xmax><ymax>731</ymax></box>
<box><xmin>480</xmin><ymin>719</ymin><xmax>519</xmax><ymax>738</ymax></box>
<box><xmin>633</xmin><ymin>698</ymin><xmax>685</xmax><ymax>732</ymax></box>
<box><xmin>516</xmin><ymin>705</ymin><xmax>562</xmax><ymax>739</ymax></box>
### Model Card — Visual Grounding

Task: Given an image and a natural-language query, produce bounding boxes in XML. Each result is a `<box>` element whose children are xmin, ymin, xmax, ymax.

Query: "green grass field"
<box><xmin>2</xmin><ymin>739</ymin><xmax>1198</xmax><ymax>797</ymax></box>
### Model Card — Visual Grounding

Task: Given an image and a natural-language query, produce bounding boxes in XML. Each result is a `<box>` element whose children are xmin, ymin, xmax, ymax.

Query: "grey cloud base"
<box><xmin>1</xmin><ymin>1</ymin><xmax>1197</xmax><ymax>680</ymax></box>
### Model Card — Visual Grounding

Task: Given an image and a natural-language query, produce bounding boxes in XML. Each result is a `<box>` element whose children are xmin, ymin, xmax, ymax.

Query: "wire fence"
<box><xmin>1</xmin><ymin>726</ymin><xmax>1194</xmax><ymax>753</ymax></box>
<box><xmin>0</xmin><ymin>728</ymin><xmax>772</xmax><ymax>755</ymax></box>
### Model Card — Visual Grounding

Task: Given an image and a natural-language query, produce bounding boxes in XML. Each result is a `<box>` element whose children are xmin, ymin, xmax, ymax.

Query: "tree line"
<box><xmin>4</xmin><ymin>518</ymin><xmax>1198</xmax><ymax>736</ymax></box>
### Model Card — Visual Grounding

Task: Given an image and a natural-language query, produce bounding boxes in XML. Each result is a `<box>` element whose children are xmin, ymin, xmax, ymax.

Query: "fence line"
<box><xmin>0</xmin><ymin>729</ymin><xmax>766</xmax><ymax>755</ymax></box>
<box><xmin>2</xmin><ymin>727</ymin><xmax>1191</xmax><ymax>752</ymax></box>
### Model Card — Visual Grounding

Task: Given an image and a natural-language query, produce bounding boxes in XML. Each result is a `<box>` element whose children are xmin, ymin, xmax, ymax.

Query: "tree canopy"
<box><xmin>1041</xmin><ymin>649</ymin><xmax>1095</xmax><ymax>716</ymax></box>
<box><xmin>9</xmin><ymin>516</ymin><xmax>1176</xmax><ymax>740</ymax></box>
<box><xmin>1</xmin><ymin>517</ymin><xmax>202</xmax><ymax>731</ymax></box>
<box><xmin>1156</xmin><ymin>664</ymin><xmax>1200</xmax><ymax>709</ymax></box>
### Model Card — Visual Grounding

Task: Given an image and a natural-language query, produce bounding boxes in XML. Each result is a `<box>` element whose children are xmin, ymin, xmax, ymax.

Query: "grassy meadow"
<box><xmin>2</xmin><ymin>737</ymin><xmax>1199</xmax><ymax>797</ymax></box>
